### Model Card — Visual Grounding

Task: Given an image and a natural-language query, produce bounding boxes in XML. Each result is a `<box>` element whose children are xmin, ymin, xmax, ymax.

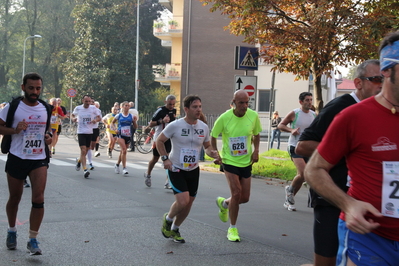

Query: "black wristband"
<box><xmin>156</xmin><ymin>119</ymin><xmax>162</xmax><ymax>125</ymax></box>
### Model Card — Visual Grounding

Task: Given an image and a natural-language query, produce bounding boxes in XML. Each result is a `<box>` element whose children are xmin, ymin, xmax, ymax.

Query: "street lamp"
<box><xmin>134</xmin><ymin>0</ymin><xmax>139</xmax><ymax>111</ymax></box>
<box><xmin>22</xmin><ymin>35</ymin><xmax>42</xmax><ymax>79</ymax></box>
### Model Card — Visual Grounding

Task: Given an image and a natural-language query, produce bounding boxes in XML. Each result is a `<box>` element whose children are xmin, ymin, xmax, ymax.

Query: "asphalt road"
<box><xmin>0</xmin><ymin>136</ymin><xmax>313</xmax><ymax>266</ymax></box>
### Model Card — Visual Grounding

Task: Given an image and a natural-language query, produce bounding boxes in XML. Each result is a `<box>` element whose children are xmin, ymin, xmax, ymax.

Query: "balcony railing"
<box><xmin>153</xmin><ymin>63</ymin><xmax>181</xmax><ymax>82</ymax></box>
<box><xmin>153</xmin><ymin>16</ymin><xmax>183</xmax><ymax>39</ymax></box>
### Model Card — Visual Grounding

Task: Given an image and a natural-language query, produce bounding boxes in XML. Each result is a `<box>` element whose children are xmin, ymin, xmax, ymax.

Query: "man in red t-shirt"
<box><xmin>305</xmin><ymin>31</ymin><xmax>399</xmax><ymax>265</ymax></box>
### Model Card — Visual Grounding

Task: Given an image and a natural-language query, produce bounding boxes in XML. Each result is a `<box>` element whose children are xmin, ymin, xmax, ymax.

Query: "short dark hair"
<box><xmin>82</xmin><ymin>94</ymin><xmax>91</xmax><ymax>100</ymax></box>
<box><xmin>183</xmin><ymin>95</ymin><xmax>201</xmax><ymax>108</ymax></box>
<box><xmin>23</xmin><ymin>72</ymin><xmax>42</xmax><ymax>86</ymax></box>
<box><xmin>299</xmin><ymin>92</ymin><xmax>312</xmax><ymax>101</ymax></box>
<box><xmin>379</xmin><ymin>31</ymin><xmax>399</xmax><ymax>55</ymax></box>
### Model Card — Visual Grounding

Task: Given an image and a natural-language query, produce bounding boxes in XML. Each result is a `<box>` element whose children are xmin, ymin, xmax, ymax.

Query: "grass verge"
<box><xmin>204</xmin><ymin>149</ymin><xmax>296</xmax><ymax>181</ymax></box>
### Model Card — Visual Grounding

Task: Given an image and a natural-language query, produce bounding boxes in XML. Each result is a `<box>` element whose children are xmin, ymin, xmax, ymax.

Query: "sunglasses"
<box><xmin>359</xmin><ymin>76</ymin><xmax>384</xmax><ymax>83</ymax></box>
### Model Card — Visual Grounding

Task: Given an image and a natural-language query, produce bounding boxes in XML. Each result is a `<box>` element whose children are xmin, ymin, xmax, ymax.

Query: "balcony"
<box><xmin>153</xmin><ymin>63</ymin><xmax>181</xmax><ymax>82</ymax></box>
<box><xmin>153</xmin><ymin>16</ymin><xmax>183</xmax><ymax>40</ymax></box>
<box><xmin>158</xmin><ymin>0</ymin><xmax>172</xmax><ymax>11</ymax></box>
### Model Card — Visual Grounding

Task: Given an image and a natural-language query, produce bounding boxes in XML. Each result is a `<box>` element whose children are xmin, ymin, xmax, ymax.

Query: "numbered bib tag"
<box><xmin>179</xmin><ymin>148</ymin><xmax>198</xmax><ymax>170</ymax></box>
<box><xmin>51</xmin><ymin>115</ymin><xmax>57</xmax><ymax>124</ymax></box>
<box><xmin>81</xmin><ymin>115</ymin><xmax>92</xmax><ymax>126</ymax></box>
<box><xmin>229</xmin><ymin>136</ymin><xmax>248</xmax><ymax>156</ymax></box>
<box><xmin>120</xmin><ymin>126</ymin><xmax>131</xmax><ymax>137</ymax></box>
<box><xmin>382</xmin><ymin>161</ymin><xmax>399</xmax><ymax>218</ymax></box>
<box><xmin>22</xmin><ymin>133</ymin><xmax>44</xmax><ymax>155</ymax></box>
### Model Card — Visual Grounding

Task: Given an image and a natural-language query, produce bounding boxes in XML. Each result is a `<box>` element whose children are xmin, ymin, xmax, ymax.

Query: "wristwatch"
<box><xmin>46</xmin><ymin>131</ymin><xmax>53</xmax><ymax>138</ymax></box>
<box><xmin>161</xmin><ymin>155</ymin><xmax>169</xmax><ymax>161</ymax></box>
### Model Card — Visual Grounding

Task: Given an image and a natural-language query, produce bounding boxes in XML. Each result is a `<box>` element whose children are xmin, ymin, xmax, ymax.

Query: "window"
<box><xmin>258</xmin><ymin>89</ymin><xmax>271</xmax><ymax>112</ymax></box>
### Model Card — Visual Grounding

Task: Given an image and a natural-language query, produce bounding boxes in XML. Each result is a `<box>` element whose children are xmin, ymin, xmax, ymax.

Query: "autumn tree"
<box><xmin>202</xmin><ymin>0</ymin><xmax>399</xmax><ymax>111</ymax></box>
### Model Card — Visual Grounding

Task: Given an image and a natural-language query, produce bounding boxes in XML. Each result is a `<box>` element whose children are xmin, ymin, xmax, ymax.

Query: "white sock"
<box><xmin>171</xmin><ymin>224</ymin><xmax>179</xmax><ymax>231</ymax></box>
<box><xmin>222</xmin><ymin>200</ymin><xmax>228</xmax><ymax>209</ymax></box>
<box><xmin>166</xmin><ymin>215</ymin><xmax>173</xmax><ymax>222</ymax></box>
<box><xmin>229</xmin><ymin>224</ymin><xmax>236</xmax><ymax>229</ymax></box>
<box><xmin>87</xmin><ymin>150</ymin><xmax>92</xmax><ymax>164</ymax></box>
<box><xmin>8</xmin><ymin>226</ymin><xmax>17</xmax><ymax>232</ymax></box>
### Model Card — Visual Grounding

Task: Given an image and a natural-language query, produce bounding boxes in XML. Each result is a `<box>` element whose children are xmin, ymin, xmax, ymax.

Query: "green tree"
<box><xmin>202</xmin><ymin>0</ymin><xmax>399</xmax><ymax>111</ymax></box>
<box><xmin>0</xmin><ymin>0</ymin><xmax>26</xmax><ymax>101</ymax></box>
<box><xmin>62</xmin><ymin>0</ymin><xmax>168</xmax><ymax>113</ymax></box>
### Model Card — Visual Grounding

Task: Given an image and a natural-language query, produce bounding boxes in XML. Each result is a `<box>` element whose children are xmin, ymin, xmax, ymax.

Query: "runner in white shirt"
<box><xmin>158</xmin><ymin>95</ymin><xmax>219</xmax><ymax>243</ymax></box>
<box><xmin>0</xmin><ymin>73</ymin><xmax>52</xmax><ymax>255</ymax></box>
<box><xmin>71</xmin><ymin>95</ymin><xmax>101</xmax><ymax>178</ymax></box>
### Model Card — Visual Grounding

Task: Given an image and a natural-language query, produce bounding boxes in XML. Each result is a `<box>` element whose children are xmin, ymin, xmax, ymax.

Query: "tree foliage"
<box><xmin>62</xmin><ymin>0</ymin><xmax>169</xmax><ymax>113</ymax></box>
<box><xmin>0</xmin><ymin>0</ymin><xmax>170</xmax><ymax>112</ymax></box>
<box><xmin>202</xmin><ymin>0</ymin><xmax>399</xmax><ymax>111</ymax></box>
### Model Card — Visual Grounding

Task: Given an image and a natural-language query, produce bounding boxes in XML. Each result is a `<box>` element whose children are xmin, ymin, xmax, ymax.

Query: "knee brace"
<box><xmin>32</xmin><ymin>202</ymin><xmax>44</xmax><ymax>209</ymax></box>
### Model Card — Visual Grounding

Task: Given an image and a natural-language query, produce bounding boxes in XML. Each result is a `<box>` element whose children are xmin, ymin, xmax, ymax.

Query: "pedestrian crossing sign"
<box><xmin>235</xmin><ymin>46</ymin><xmax>259</xmax><ymax>70</ymax></box>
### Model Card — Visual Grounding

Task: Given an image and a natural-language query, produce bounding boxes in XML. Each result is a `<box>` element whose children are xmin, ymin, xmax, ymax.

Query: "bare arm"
<box><xmin>156</xmin><ymin>133</ymin><xmax>172</xmax><ymax>170</ymax></box>
<box><xmin>278</xmin><ymin>111</ymin><xmax>300</xmax><ymax>136</ymax></box>
<box><xmin>211</xmin><ymin>136</ymin><xmax>222</xmax><ymax>164</ymax></box>
<box><xmin>0</xmin><ymin>118</ymin><xmax>28</xmax><ymax>135</ymax></box>
<box><xmin>203</xmin><ymin>140</ymin><xmax>220</xmax><ymax>160</ymax></box>
<box><xmin>295</xmin><ymin>140</ymin><xmax>319</xmax><ymax>157</ymax></box>
<box><xmin>305</xmin><ymin>150</ymin><xmax>382</xmax><ymax>234</ymax></box>
<box><xmin>252</xmin><ymin>134</ymin><xmax>260</xmax><ymax>163</ymax></box>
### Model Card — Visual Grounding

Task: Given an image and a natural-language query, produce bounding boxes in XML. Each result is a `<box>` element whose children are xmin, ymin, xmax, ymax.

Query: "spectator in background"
<box><xmin>270</xmin><ymin>111</ymin><xmax>281</xmax><ymax>149</ymax></box>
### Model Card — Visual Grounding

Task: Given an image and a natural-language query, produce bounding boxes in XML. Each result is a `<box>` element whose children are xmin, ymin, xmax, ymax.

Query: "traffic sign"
<box><xmin>235</xmin><ymin>46</ymin><xmax>259</xmax><ymax>70</ymax></box>
<box><xmin>234</xmin><ymin>75</ymin><xmax>257</xmax><ymax>110</ymax></box>
<box><xmin>67</xmin><ymin>88</ymin><xmax>77</xmax><ymax>98</ymax></box>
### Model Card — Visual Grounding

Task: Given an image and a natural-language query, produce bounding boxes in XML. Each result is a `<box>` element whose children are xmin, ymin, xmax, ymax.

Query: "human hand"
<box><xmin>251</xmin><ymin>152</ymin><xmax>259</xmax><ymax>164</ymax></box>
<box><xmin>163</xmin><ymin>115</ymin><xmax>170</xmax><ymax>123</ymax></box>
<box><xmin>15</xmin><ymin>119</ymin><xmax>28</xmax><ymax>133</ymax></box>
<box><xmin>163</xmin><ymin>159</ymin><xmax>172</xmax><ymax>170</ymax></box>
<box><xmin>345</xmin><ymin>200</ymin><xmax>382</xmax><ymax>234</ymax></box>
<box><xmin>292</xmin><ymin>128</ymin><xmax>300</xmax><ymax>136</ymax></box>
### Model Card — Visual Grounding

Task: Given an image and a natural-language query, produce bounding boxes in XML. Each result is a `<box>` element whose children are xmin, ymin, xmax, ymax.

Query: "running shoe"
<box><xmin>227</xmin><ymin>227</ymin><xmax>240</xmax><ymax>242</ymax></box>
<box><xmin>144</xmin><ymin>173</ymin><xmax>151</xmax><ymax>187</ymax></box>
<box><xmin>75</xmin><ymin>158</ymin><xmax>81</xmax><ymax>171</ymax></box>
<box><xmin>283</xmin><ymin>201</ymin><xmax>296</xmax><ymax>211</ymax></box>
<box><xmin>89</xmin><ymin>163</ymin><xmax>94</xmax><ymax>170</ymax></box>
<box><xmin>24</xmin><ymin>180</ymin><xmax>30</xmax><ymax>188</ymax></box>
<box><xmin>216</xmin><ymin>197</ymin><xmax>228</xmax><ymax>222</ymax></box>
<box><xmin>51</xmin><ymin>147</ymin><xmax>55</xmax><ymax>154</ymax></box>
<box><xmin>84</xmin><ymin>170</ymin><xmax>90</xmax><ymax>178</ymax></box>
<box><xmin>123</xmin><ymin>168</ymin><xmax>128</xmax><ymax>175</ymax></box>
<box><xmin>161</xmin><ymin>213</ymin><xmax>173</xmax><ymax>238</ymax></box>
<box><xmin>27</xmin><ymin>238</ymin><xmax>42</xmax><ymax>255</ymax></box>
<box><xmin>164</xmin><ymin>182</ymin><xmax>172</xmax><ymax>189</ymax></box>
<box><xmin>6</xmin><ymin>230</ymin><xmax>17</xmax><ymax>250</ymax></box>
<box><xmin>285</xmin><ymin>186</ymin><xmax>295</xmax><ymax>205</ymax></box>
<box><xmin>108</xmin><ymin>151</ymin><xmax>112</xmax><ymax>158</ymax></box>
<box><xmin>94</xmin><ymin>151</ymin><xmax>100</xmax><ymax>157</ymax></box>
<box><xmin>115</xmin><ymin>164</ymin><xmax>120</xmax><ymax>174</ymax></box>
<box><xmin>170</xmin><ymin>229</ymin><xmax>185</xmax><ymax>243</ymax></box>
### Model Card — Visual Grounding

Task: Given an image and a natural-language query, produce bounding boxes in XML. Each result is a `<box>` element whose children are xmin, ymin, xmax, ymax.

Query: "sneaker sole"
<box><xmin>216</xmin><ymin>197</ymin><xmax>228</xmax><ymax>223</ymax></box>
<box><xmin>84</xmin><ymin>172</ymin><xmax>90</xmax><ymax>178</ymax></box>
<box><xmin>173</xmin><ymin>239</ymin><xmax>185</xmax><ymax>243</ymax></box>
<box><xmin>283</xmin><ymin>202</ymin><xmax>296</xmax><ymax>211</ymax></box>
<box><xmin>29</xmin><ymin>250</ymin><xmax>42</xmax><ymax>255</ymax></box>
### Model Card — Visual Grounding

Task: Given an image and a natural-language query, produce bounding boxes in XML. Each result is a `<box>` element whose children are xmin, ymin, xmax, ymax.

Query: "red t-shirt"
<box><xmin>318</xmin><ymin>97</ymin><xmax>399</xmax><ymax>241</ymax></box>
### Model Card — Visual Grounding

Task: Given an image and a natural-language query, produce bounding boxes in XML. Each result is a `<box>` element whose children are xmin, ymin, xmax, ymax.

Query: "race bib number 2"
<box><xmin>23</xmin><ymin>133</ymin><xmax>44</xmax><ymax>155</ymax></box>
<box><xmin>382</xmin><ymin>161</ymin><xmax>399</xmax><ymax>218</ymax></box>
